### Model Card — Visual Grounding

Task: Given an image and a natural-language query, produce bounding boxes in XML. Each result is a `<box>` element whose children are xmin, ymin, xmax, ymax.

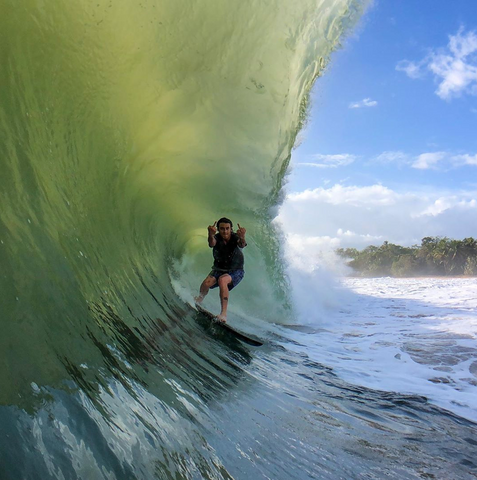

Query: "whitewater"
<box><xmin>1</xmin><ymin>0</ymin><xmax>477</xmax><ymax>478</ymax></box>
<box><xmin>282</xmin><ymin>276</ymin><xmax>477</xmax><ymax>423</ymax></box>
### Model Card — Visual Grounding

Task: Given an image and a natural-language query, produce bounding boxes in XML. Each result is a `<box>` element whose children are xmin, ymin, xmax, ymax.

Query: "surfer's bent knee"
<box><xmin>206</xmin><ymin>275</ymin><xmax>217</xmax><ymax>286</ymax></box>
<box><xmin>218</xmin><ymin>275</ymin><xmax>231</xmax><ymax>286</ymax></box>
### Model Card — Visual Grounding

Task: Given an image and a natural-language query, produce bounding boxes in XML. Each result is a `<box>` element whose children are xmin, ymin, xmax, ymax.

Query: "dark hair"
<box><xmin>217</xmin><ymin>217</ymin><xmax>233</xmax><ymax>229</ymax></box>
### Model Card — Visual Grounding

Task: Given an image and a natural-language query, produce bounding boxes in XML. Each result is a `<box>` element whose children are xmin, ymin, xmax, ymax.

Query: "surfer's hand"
<box><xmin>237</xmin><ymin>224</ymin><xmax>246</xmax><ymax>243</ymax></box>
<box><xmin>208</xmin><ymin>221</ymin><xmax>217</xmax><ymax>236</ymax></box>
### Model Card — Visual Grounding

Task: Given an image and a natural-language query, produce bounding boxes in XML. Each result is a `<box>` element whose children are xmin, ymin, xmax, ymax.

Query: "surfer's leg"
<box><xmin>195</xmin><ymin>275</ymin><xmax>217</xmax><ymax>303</ymax></box>
<box><xmin>217</xmin><ymin>274</ymin><xmax>232</xmax><ymax>322</ymax></box>
<box><xmin>227</xmin><ymin>269</ymin><xmax>244</xmax><ymax>291</ymax></box>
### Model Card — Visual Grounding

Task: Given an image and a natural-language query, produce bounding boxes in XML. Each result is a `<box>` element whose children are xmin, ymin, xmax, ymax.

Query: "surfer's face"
<box><xmin>218</xmin><ymin>222</ymin><xmax>232</xmax><ymax>241</ymax></box>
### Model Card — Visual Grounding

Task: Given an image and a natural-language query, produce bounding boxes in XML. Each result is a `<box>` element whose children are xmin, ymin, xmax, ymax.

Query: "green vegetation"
<box><xmin>336</xmin><ymin>237</ymin><xmax>477</xmax><ymax>277</ymax></box>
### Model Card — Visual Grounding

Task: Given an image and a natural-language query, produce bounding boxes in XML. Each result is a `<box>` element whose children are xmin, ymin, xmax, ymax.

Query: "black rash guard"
<box><xmin>212</xmin><ymin>232</ymin><xmax>245</xmax><ymax>272</ymax></box>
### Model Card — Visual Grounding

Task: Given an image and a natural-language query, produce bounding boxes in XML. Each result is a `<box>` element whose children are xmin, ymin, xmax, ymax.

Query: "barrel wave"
<box><xmin>3</xmin><ymin>1</ymin><xmax>476</xmax><ymax>479</ymax></box>
<box><xmin>1</xmin><ymin>0</ymin><xmax>360</xmax><ymax>401</ymax></box>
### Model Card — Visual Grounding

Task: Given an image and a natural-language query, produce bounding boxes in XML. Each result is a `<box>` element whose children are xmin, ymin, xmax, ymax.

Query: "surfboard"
<box><xmin>195</xmin><ymin>303</ymin><xmax>263</xmax><ymax>347</ymax></box>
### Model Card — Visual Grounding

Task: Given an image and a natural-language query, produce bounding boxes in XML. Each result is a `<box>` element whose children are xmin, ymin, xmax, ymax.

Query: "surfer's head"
<box><xmin>217</xmin><ymin>217</ymin><xmax>233</xmax><ymax>241</ymax></box>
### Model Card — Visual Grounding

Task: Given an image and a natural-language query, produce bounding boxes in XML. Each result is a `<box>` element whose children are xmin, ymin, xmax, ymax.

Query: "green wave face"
<box><xmin>0</xmin><ymin>0</ymin><xmax>364</xmax><ymax>406</ymax></box>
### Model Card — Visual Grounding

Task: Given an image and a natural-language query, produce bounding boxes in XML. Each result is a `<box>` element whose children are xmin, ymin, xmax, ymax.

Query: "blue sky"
<box><xmin>278</xmin><ymin>0</ymin><xmax>477</xmax><ymax>252</ymax></box>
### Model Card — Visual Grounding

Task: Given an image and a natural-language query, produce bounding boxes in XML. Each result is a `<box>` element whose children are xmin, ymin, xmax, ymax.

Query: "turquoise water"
<box><xmin>1</xmin><ymin>1</ymin><xmax>476</xmax><ymax>478</ymax></box>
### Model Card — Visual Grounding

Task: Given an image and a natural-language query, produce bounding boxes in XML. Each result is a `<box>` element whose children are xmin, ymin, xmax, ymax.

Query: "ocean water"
<box><xmin>283</xmin><ymin>277</ymin><xmax>477</xmax><ymax>422</ymax></box>
<box><xmin>1</xmin><ymin>0</ymin><xmax>477</xmax><ymax>478</ymax></box>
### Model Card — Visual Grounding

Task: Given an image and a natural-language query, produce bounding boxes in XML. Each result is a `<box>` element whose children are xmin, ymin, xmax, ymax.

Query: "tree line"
<box><xmin>336</xmin><ymin>237</ymin><xmax>477</xmax><ymax>277</ymax></box>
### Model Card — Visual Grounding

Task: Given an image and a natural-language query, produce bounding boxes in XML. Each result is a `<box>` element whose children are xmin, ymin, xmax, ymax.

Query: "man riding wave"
<box><xmin>195</xmin><ymin>217</ymin><xmax>247</xmax><ymax>323</ymax></box>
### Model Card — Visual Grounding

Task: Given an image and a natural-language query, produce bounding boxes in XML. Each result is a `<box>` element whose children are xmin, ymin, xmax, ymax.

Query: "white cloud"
<box><xmin>336</xmin><ymin>228</ymin><xmax>383</xmax><ymax>242</ymax></box>
<box><xmin>451</xmin><ymin>153</ymin><xmax>477</xmax><ymax>166</ymax></box>
<box><xmin>297</xmin><ymin>153</ymin><xmax>356</xmax><ymax>169</ymax></box>
<box><xmin>417</xmin><ymin>196</ymin><xmax>477</xmax><ymax>217</ymax></box>
<box><xmin>430</xmin><ymin>29</ymin><xmax>477</xmax><ymax>99</ymax></box>
<box><xmin>412</xmin><ymin>151</ymin><xmax>447</xmax><ymax>169</ymax></box>
<box><xmin>397</xmin><ymin>28</ymin><xmax>477</xmax><ymax>100</ymax></box>
<box><xmin>298</xmin><ymin>150</ymin><xmax>477</xmax><ymax>172</ymax></box>
<box><xmin>277</xmin><ymin>183</ymin><xmax>477</xmax><ymax>250</ymax></box>
<box><xmin>349</xmin><ymin>98</ymin><xmax>378</xmax><ymax>109</ymax></box>
<box><xmin>417</xmin><ymin>197</ymin><xmax>454</xmax><ymax>217</ymax></box>
<box><xmin>372</xmin><ymin>150</ymin><xmax>410</xmax><ymax>166</ymax></box>
<box><xmin>372</xmin><ymin>150</ymin><xmax>477</xmax><ymax>170</ymax></box>
<box><xmin>396</xmin><ymin>60</ymin><xmax>424</xmax><ymax>79</ymax></box>
<box><xmin>287</xmin><ymin>233</ymin><xmax>341</xmax><ymax>252</ymax></box>
<box><xmin>288</xmin><ymin>184</ymin><xmax>397</xmax><ymax>206</ymax></box>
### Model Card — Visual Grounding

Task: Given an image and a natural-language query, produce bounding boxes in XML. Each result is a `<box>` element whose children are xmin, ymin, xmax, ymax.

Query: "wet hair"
<box><xmin>217</xmin><ymin>217</ymin><xmax>233</xmax><ymax>230</ymax></box>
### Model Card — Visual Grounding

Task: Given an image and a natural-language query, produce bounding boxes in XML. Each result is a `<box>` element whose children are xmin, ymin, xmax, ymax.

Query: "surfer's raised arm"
<box><xmin>237</xmin><ymin>223</ymin><xmax>247</xmax><ymax>248</ymax></box>
<box><xmin>208</xmin><ymin>221</ymin><xmax>217</xmax><ymax>247</ymax></box>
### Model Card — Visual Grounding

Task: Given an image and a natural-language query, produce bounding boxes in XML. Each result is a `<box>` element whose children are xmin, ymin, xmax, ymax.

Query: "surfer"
<box><xmin>195</xmin><ymin>217</ymin><xmax>247</xmax><ymax>323</ymax></box>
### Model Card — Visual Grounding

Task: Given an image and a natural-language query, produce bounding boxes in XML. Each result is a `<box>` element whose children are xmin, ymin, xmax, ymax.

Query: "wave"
<box><xmin>0</xmin><ymin>0</ymin><xmax>364</xmax><ymax>407</ymax></box>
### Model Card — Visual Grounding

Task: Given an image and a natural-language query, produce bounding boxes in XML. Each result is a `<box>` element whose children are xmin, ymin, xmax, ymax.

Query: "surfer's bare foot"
<box><xmin>216</xmin><ymin>313</ymin><xmax>227</xmax><ymax>323</ymax></box>
<box><xmin>194</xmin><ymin>295</ymin><xmax>204</xmax><ymax>304</ymax></box>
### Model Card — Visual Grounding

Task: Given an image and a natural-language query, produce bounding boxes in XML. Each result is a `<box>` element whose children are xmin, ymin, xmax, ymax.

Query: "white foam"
<box><xmin>285</xmin><ymin>276</ymin><xmax>477</xmax><ymax>423</ymax></box>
